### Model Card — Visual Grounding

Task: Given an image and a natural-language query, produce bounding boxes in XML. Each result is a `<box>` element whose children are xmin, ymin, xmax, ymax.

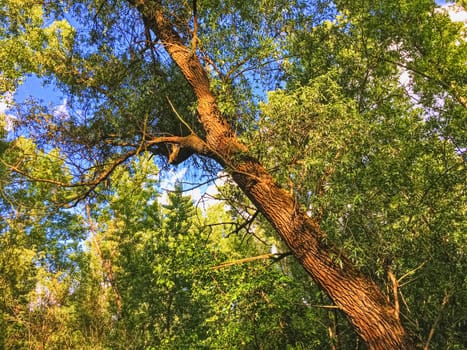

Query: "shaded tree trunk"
<box><xmin>130</xmin><ymin>2</ymin><xmax>414</xmax><ymax>348</ymax></box>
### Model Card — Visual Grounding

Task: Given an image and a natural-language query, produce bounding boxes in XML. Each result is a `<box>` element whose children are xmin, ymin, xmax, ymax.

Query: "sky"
<box><xmin>439</xmin><ymin>1</ymin><xmax>467</xmax><ymax>22</ymax></box>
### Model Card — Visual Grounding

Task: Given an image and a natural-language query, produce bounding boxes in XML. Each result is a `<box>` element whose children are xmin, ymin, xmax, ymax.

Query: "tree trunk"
<box><xmin>232</xmin><ymin>159</ymin><xmax>412</xmax><ymax>349</ymax></box>
<box><xmin>131</xmin><ymin>2</ymin><xmax>414</xmax><ymax>348</ymax></box>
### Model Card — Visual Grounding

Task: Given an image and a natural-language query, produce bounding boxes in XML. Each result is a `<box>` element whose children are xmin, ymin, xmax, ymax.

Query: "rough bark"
<box><xmin>130</xmin><ymin>2</ymin><xmax>414</xmax><ymax>348</ymax></box>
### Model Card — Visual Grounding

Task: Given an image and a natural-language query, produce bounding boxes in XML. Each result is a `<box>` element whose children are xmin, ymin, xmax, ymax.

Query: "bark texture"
<box><xmin>131</xmin><ymin>2</ymin><xmax>414</xmax><ymax>348</ymax></box>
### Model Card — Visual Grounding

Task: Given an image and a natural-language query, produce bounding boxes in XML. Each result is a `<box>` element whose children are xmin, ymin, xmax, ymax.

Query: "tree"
<box><xmin>1</xmin><ymin>0</ymin><xmax>465</xmax><ymax>348</ymax></box>
<box><xmin>88</xmin><ymin>158</ymin><xmax>216</xmax><ymax>349</ymax></box>
<box><xmin>0</xmin><ymin>136</ymin><xmax>87</xmax><ymax>349</ymax></box>
<box><xmin>75</xmin><ymin>155</ymin><xmax>327</xmax><ymax>349</ymax></box>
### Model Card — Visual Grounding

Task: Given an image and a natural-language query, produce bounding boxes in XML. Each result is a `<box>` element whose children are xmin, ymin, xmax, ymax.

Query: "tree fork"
<box><xmin>130</xmin><ymin>1</ymin><xmax>414</xmax><ymax>348</ymax></box>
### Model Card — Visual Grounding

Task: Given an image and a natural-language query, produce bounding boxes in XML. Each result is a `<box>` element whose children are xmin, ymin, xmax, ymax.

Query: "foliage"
<box><xmin>251</xmin><ymin>1</ymin><xmax>467</xmax><ymax>347</ymax></box>
<box><xmin>0</xmin><ymin>152</ymin><xmax>340</xmax><ymax>348</ymax></box>
<box><xmin>0</xmin><ymin>0</ymin><xmax>466</xmax><ymax>348</ymax></box>
<box><xmin>0</xmin><ymin>138</ymin><xmax>86</xmax><ymax>348</ymax></box>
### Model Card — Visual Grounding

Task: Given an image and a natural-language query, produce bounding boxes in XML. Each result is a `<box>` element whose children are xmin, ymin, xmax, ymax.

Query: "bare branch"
<box><xmin>224</xmin><ymin>210</ymin><xmax>259</xmax><ymax>237</ymax></box>
<box><xmin>398</xmin><ymin>261</ymin><xmax>427</xmax><ymax>286</ymax></box>
<box><xmin>385</xmin><ymin>58</ymin><xmax>467</xmax><ymax>110</ymax></box>
<box><xmin>423</xmin><ymin>292</ymin><xmax>451</xmax><ymax>350</ymax></box>
<box><xmin>2</xmin><ymin>133</ymin><xmax>215</xmax><ymax>207</ymax></box>
<box><xmin>211</xmin><ymin>252</ymin><xmax>291</xmax><ymax>270</ymax></box>
<box><xmin>166</xmin><ymin>96</ymin><xmax>197</xmax><ymax>135</ymax></box>
<box><xmin>388</xmin><ymin>269</ymin><xmax>400</xmax><ymax>320</ymax></box>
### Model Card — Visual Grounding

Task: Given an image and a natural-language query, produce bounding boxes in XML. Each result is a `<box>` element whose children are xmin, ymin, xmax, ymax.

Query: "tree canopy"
<box><xmin>1</xmin><ymin>0</ymin><xmax>466</xmax><ymax>349</ymax></box>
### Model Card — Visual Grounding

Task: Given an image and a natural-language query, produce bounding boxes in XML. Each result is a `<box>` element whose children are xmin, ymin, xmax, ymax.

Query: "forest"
<box><xmin>0</xmin><ymin>0</ymin><xmax>466</xmax><ymax>349</ymax></box>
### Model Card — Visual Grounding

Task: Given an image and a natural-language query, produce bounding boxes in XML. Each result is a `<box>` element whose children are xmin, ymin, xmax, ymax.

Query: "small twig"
<box><xmin>161</xmin><ymin>175</ymin><xmax>225</xmax><ymax>194</ymax></box>
<box><xmin>211</xmin><ymin>252</ymin><xmax>290</xmax><ymax>270</ymax></box>
<box><xmin>309</xmin><ymin>305</ymin><xmax>340</xmax><ymax>309</ymax></box>
<box><xmin>399</xmin><ymin>289</ymin><xmax>411</xmax><ymax>314</ymax></box>
<box><xmin>2</xmin><ymin>147</ymin><xmax>138</xmax><ymax>207</ymax></box>
<box><xmin>211</xmin><ymin>253</ymin><xmax>275</xmax><ymax>270</ymax></box>
<box><xmin>85</xmin><ymin>203</ymin><xmax>122</xmax><ymax>313</ymax></box>
<box><xmin>136</xmin><ymin>113</ymin><xmax>150</xmax><ymax>155</ymax></box>
<box><xmin>2</xmin><ymin>159</ymin><xmax>79</xmax><ymax>188</ymax></box>
<box><xmin>384</xmin><ymin>58</ymin><xmax>467</xmax><ymax>110</ymax></box>
<box><xmin>224</xmin><ymin>210</ymin><xmax>259</xmax><ymax>237</ymax></box>
<box><xmin>166</xmin><ymin>96</ymin><xmax>197</xmax><ymax>135</ymax></box>
<box><xmin>398</xmin><ymin>261</ymin><xmax>427</xmax><ymax>285</ymax></box>
<box><xmin>423</xmin><ymin>291</ymin><xmax>451</xmax><ymax>350</ymax></box>
<box><xmin>65</xmin><ymin>149</ymin><xmax>139</xmax><ymax>207</ymax></box>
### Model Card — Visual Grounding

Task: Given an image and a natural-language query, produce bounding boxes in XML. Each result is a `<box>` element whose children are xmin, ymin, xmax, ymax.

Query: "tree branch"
<box><xmin>388</xmin><ymin>268</ymin><xmax>400</xmax><ymax>320</ymax></box>
<box><xmin>211</xmin><ymin>252</ymin><xmax>291</xmax><ymax>270</ymax></box>
<box><xmin>385</xmin><ymin>58</ymin><xmax>467</xmax><ymax>109</ymax></box>
<box><xmin>423</xmin><ymin>291</ymin><xmax>451</xmax><ymax>350</ymax></box>
<box><xmin>2</xmin><ymin>134</ymin><xmax>213</xmax><ymax>206</ymax></box>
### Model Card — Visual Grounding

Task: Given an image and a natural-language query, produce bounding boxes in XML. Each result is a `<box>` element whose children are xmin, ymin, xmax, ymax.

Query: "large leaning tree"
<box><xmin>1</xmin><ymin>0</ymin><xmax>465</xmax><ymax>348</ymax></box>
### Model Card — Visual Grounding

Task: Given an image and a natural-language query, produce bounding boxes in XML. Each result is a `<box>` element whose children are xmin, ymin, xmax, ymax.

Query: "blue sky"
<box><xmin>14</xmin><ymin>75</ymin><xmax>65</xmax><ymax>105</ymax></box>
